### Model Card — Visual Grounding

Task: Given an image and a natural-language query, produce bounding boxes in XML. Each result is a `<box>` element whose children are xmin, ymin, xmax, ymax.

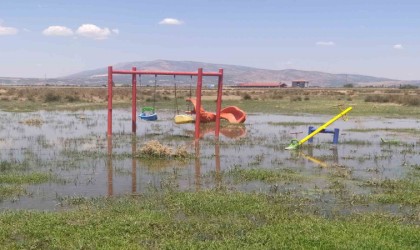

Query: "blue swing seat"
<box><xmin>138</xmin><ymin>107</ymin><xmax>158</xmax><ymax>121</ymax></box>
<box><xmin>139</xmin><ymin>112</ymin><xmax>158</xmax><ymax>121</ymax></box>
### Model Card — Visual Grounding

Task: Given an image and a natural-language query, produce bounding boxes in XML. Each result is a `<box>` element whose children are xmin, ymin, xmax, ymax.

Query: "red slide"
<box><xmin>186</xmin><ymin>98</ymin><xmax>246</xmax><ymax>124</ymax></box>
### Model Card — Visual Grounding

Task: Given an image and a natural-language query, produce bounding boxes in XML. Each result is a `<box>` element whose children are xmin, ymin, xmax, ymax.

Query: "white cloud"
<box><xmin>42</xmin><ymin>26</ymin><xmax>74</xmax><ymax>36</ymax></box>
<box><xmin>393</xmin><ymin>44</ymin><xmax>403</xmax><ymax>49</ymax></box>
<box><xmin>0</xmin><ymin>24</ymin><xmax>18</xmax><ymax>35</ymax></box>
<box><xmin>159</xmin><ymin>18</ymin><xmax>183</xmax><ymax>25</ymax></box>
<box><xmin>76</xmin><ymin>24</ymin><xmax>111</xmax><ymax>40</ymax></box>
<box><xmin>111</xmin><ymin>29</ymin><xmax>119</xmax><ymax>34</ymax></box>
<box><xmin>316</xmin><ymin>41</ymin><xmax>335</xmax><ymax>46</ymax></box>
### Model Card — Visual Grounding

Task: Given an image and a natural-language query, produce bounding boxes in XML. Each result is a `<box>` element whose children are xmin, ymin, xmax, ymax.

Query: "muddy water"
<box><xmin>0</xmin><ymin>109</ymin><xmax>418</xmax><ymax>210</ymax></box>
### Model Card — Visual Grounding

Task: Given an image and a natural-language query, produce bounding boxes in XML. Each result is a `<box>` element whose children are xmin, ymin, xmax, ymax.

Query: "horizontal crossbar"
<box><xmin>111</xmin><ymin>70</ymin><xmax>222</xmax><ymax>77</ymax></box>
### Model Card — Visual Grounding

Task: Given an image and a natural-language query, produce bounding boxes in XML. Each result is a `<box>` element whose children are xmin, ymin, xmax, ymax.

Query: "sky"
<box><xmin>1</xmin><ymin>0</ymin><xmax>420</xmax><ymax>80</ymax></box>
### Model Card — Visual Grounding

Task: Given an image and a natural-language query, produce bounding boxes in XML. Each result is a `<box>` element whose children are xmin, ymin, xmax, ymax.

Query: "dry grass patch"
<box><xmin>137</xmin><ymin>140</ymin><xmax>190</xmax><ymax>159</ymax></box>
<box><xmin>19</xmin><ymin>118</ymin><xmax>44</xmax><ymax>126</ymax></box>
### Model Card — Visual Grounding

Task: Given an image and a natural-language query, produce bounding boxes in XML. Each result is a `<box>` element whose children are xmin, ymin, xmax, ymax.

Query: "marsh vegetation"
<box><xmin>0</xmin><ymin>86</ymin><xmax>419</xmax><ymax>248</ymax></box>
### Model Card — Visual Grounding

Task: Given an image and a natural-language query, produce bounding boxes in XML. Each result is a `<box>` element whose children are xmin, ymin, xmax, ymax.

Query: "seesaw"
<box><xmin>285</xmin><ymin>106</ymin><xmax>353</xmax><ymax>150</ymax></box>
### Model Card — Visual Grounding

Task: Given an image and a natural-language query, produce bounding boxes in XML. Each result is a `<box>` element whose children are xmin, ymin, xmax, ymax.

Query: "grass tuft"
<box><xmin>137</xmin><ymin>140</ymin><xmax>191</xmax><ymax>159</ymax></box>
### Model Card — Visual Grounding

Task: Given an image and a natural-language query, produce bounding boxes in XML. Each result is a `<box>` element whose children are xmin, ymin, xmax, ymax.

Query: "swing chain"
<box><xmin>187</xmin><ymin>75</ymin><xmax>193</xmax><ymax>112</ymax></box>
<box><xmin>174</xmin><ymin>75</ymin><xmax>179</xmax><ymax>115</ymax></box>
<box><xmin>153</xmin><ymin>74</ymin><xmax>157</xmax><ymax>111</ymax></box>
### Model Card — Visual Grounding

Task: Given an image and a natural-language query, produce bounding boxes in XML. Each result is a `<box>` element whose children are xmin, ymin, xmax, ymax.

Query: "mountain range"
<box><xmin>1</xmin><ymin>60</ymin><xmax>419</xmax><ymax>87</ymax></box>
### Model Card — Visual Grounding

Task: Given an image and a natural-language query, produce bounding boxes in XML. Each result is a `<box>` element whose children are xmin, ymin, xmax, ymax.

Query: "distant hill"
<box><xmin>63</xmin><ymin>60</ymin><xmax>397</xmax><ymax>87</ymax></box>
<box><xmin>1</xmin><ymin>60</ymin><xmax>419</xmax><ymax>87</ymax></box>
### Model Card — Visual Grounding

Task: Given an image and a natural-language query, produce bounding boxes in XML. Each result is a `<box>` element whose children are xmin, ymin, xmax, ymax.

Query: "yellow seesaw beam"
<box><xmin>286</xmin><ymin>106</ymin><xmax>353</xmax><ymax>150</ymax></box>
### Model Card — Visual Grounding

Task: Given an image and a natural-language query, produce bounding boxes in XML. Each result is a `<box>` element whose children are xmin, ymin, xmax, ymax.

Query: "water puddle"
<box><xmin>0</xmin><ymin>109</ymin><xmax>419</xmax><ymax>213</ymax></box>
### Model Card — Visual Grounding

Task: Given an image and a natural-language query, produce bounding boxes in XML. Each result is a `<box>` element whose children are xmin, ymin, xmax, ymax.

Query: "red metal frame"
<box><xmin>131</xmin><ymin>66</ymin><xmax>137</xmax><ymax>133</ymax></box>
<box><xmin>107</xmin><ymin>66</ymin><xmax>224</xmax><ymax>140</ymax></box>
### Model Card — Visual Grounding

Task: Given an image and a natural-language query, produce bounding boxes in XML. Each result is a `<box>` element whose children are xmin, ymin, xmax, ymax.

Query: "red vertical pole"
<box><xmin>215</xmin><ymin>69</ymin><xmax>223</xmax><ymax>138</ymax></box>
<box><xmin>107</xmin><ymin>66</ymin><xmax>113</xmax><ymax>137</ymax></box>
<box><xmin>132</xmin><ymin>66</ymin><xmax>137</xmax><ymax>133</ymax></box>
<box><xmin>194</xmin><ymin>68</ymin><xmax>203</xmax><ymax>140</ymax></box>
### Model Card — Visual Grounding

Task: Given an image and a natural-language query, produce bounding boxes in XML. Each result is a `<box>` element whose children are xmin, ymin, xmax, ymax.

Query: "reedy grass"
<box><xmin>348</xmin><ymin>128</ymin><xmax>420</xmax><ymax>134</ymax></box>
<box><xmin>358</xmin><ymin>178</ymin><xmax>420</xmax><ymax>205</ymax></box>
<box><xmin>0</xmin><ymin>173</ymin><xmax>60</xmax><ymax>200</ymax></box>
<box><xmin>228</xmin><ymin>167</ymin><xmax>306</xmax><ymax>183</ymax></box>
<box><xmin>0</xmin><ymin>172</ymin><xmax>53</xmax><ymax>185</ymax></box>
<box><xmin>0</xmin><ymin>191</ymin><xmax>419</xmax><ymax>249</ymax></box>
<box><xmin>0</xmin><ymin>185</ymin><xmax>25</xmax><ymax>198</ymax></box>
<box><xmin>1</xmin><ymin>86</ymin><xmax>420</xmax><ymax>118</ymax></box>
<box><xmin>268</xmin><ymin>121</ymin><xmax>324</xmax><ymax>127</ymax></box>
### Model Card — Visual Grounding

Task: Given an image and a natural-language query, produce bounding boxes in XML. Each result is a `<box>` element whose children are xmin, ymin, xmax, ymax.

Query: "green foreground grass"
<box><xmin>0</xmin><ymin>191</ymin><xmax>419</xmax><ymax>249</ymax></box>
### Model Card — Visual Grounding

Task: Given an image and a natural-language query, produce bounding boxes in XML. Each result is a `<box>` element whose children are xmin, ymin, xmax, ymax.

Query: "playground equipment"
<box><xmin>285</xmin><ymin>106</ymin><xmax>353</xmax><ymax>150</ymax></box>
<box><xmin>308</xmin><ymin>126</ymin><xmax>340</xmax><ymax>144</ymax></box>
<box><xmin>138</xmin><ymin>75</ymin><xmax>158</xmax><ymax>121</ymax></box>
<box><xmin>186</xmin><ymin>97</ymin><xmax>246</xmax><ymax>124</ymax></box>
<box><xmin>107</xmin><ymin>66</ymin><xmax>227</xmax><ymax>140</ymax></box>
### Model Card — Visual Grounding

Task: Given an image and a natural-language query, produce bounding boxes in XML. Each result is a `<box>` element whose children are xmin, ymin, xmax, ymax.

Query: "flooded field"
<box><xmin>0</xmin><ymin>108</ymin><xmax>419</xmax><ymax>216</ymax></box>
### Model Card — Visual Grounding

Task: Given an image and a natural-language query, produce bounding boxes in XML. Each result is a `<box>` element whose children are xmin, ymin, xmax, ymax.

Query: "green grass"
<box><xmin>0</xmin><ymin>185</ymin><xmax>25</xmax><ymax>198</ymax></box>
<box><xmin>0</xmin><ymin>191</ymin><xmax>418</xmax><ymax>249</ymax></box>
<box><xmin>268</xmin><ymin>121</ymin><xmax>324</xmax><ymax>126</ymax></box>
<box><xmin>348</xmin><ymin>128</ymin><xmax>420</xmax><ymax>135</ymax></box>
<box><xmin>228</xmin><ymin>167</ymin><xmax>306</xmax><ymax>183</ymax></box>
<box><xmin>0</xmin><ymin>172</ymin><xmax>53</xmax><ymax>185</ymax></box>
<box><xmin>359</xmin><ymin>178</ymin><xmax>420</xmax><ymax>205</ymax></box>
<box><xmin>0</xmin><ymin>173</ymin><xmax>56</xmax><ymax>200</ymax></box>
<box><xmin>2</xmin><ymin>91</ymin><xmax>420</xmax><ymax>118</ymax></box>
<box><xmin>341</xmin><ymin>139</ymin><xmax>373</xmax><ymax>145</ymax></box>
<box><xmin>0</xmin><ymin>87</ymin><xmax>419</xmax><ymax>248</ymax></box>
<box><xmin>221</xmin><ymin>97</ymin><xmax>420</xmax><ymax>118</ymax></box>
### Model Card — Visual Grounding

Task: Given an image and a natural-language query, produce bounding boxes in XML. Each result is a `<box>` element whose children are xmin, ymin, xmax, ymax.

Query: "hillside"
<box><xmin>2</xmin><ymin>60</ymin><xmax>419</xmax><ymax>87</ymax></box>
<box><xmin>64</xmin><ymin>60</ymin><xmax>396</xmax><ymax>87</ymax></box>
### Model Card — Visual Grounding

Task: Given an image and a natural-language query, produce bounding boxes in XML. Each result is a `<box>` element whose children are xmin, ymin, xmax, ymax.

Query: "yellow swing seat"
<box><xmin>174</xmin><ymin>114</ymin><xmax>194</xmax><ymax>124</ymax></box>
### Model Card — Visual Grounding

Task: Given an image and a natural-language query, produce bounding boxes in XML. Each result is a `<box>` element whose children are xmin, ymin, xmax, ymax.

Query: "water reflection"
<box><xmin>107</xmin><ymin>136</ymin><xmax>139</xmax><ymax>196</ymax></box>
<box><xmin>106</xmin><ymin>136</ymin><xmax>223</xmax><ymax>195</ymax></box>
<box><xmin>200</xmin><ymin>124</ymin><xmax>246</xmax><ymax>139</ymax></box>
<box><xmin>194</xmin><ymin>140</ymin><xmax>201</xmax><ymax>191</ymax></box>
<box><xmin>131</xmin><ymin>137</ymin><xmax>137</xmax><ymax>194</ymax></box>
<box><xmin>107</xmin><ymin>136</ymin><xmax>113</xmax><ymax>196</ymax></box>
<box><xmin>299</xmin><ymin>146</ymin><xmax>339</xmax><ymax>168</ymax></box>
<box><xmin>215</xmin><ymin>141</ymin><xmax>221</xmax><ymax>188</ymax></box>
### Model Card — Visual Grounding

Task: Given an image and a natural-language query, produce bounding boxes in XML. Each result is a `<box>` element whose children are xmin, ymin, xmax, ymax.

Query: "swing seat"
<box><xmin>174</xmin><ymin>114</ymin><xmax>194</xmax><ymax>124</ymax></box>
<box><xmin>139</xmin><ymin>113</ymin><xmax>158</xmax><ymax>121</ymax></box>
<box><xmin>138</xmin><ymin>107</ymin><xmax>158</xmax><ymax>121</ymax></box>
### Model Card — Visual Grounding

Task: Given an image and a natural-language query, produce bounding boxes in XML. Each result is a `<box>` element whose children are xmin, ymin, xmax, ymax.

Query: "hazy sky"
<box><xmin>1</xmin><ymin>0</ymin><xmax>420</xmax><ymax>79</ymax></box>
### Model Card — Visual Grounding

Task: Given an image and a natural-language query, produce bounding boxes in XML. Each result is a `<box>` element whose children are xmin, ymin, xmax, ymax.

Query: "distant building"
<box><xmin>235</xmin><ymin>82</ymin><xmax>287</xmax><ymax>88</ymax></box>
<box><xmin>291</xmin><ymin>80</ymin><xmax>309</xmax><ymax>88</ymax></box>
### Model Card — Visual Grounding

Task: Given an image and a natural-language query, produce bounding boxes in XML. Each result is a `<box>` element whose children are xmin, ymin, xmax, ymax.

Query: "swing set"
<box><xmin>107</xmin><ymin>66</ymin><xmax>225</xmax><ymax>140</ymax></box>
<box><xmin>137</xmin><ymin>74</ymin><xmax>195</xmax><ymax>123</ymax></box>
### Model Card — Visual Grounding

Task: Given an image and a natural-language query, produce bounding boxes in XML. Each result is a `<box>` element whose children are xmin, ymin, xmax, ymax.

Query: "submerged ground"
<box><xmin>0</xmin><ymin>86</ymin><xmax>419</xmax><ymax>248</ymax></box>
